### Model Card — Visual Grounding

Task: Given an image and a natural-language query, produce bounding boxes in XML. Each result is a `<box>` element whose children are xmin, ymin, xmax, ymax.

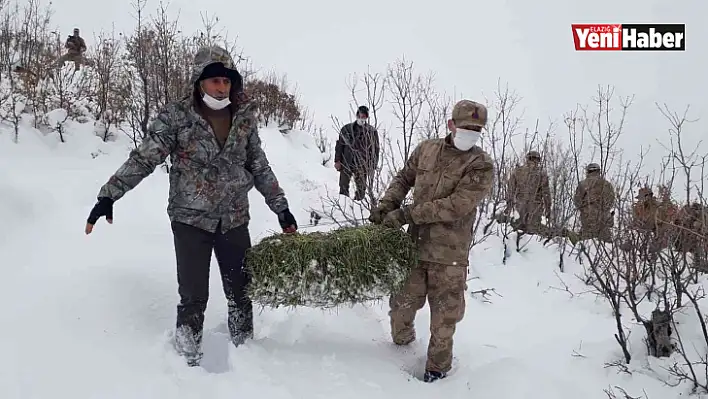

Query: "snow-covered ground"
<box><xmin>0</xmin><ymin>117</ymin><xmax>697</xmax><ymax>398</ymax></box>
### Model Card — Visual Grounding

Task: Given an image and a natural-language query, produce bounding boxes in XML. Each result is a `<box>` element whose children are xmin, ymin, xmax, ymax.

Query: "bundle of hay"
<box><xmin>245</xmin><ymin>224</ymin><xmax>418</xmax><ymax>308</ymax></box>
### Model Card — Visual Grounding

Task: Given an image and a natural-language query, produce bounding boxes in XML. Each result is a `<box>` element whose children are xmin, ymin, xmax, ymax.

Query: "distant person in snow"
<box><xmin>505</xmin><ymin>150</ymin><xmax>551</xmax><ymax>234</ymax></box>
<box><xmin>55</xmin><ymin>28</ymin><xmax>87</xmax><ymax>71</ymax></box>
<box><xmin>334</xmin><ymin>105</ymin><xmax>380</xmax><ymax>200</ymax></box>
<box><xmin>573</xmin><ymin>162</ymin><xmax>615</xmax><ymax>242</ymax></box>
<box><xmin>84</xmin><ymin>45</ymin><xmax>298</xmax><ymax>367</ymax></box>
<box><xmin>368</xmin><ymin>99</ymin><xmax>494</xmax><ymax>383</ymax></box>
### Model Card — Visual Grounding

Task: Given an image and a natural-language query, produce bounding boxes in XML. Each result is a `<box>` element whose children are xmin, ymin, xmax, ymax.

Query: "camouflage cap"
<box><xmin>586</xmin><ymin>163</ymin><xmax>601</xmax><ymax>172</ymax></box>
<box><xmin>452</xmin><ymin>100</ymin><xmax>487</xmax><ymax>129</ymax></box>
<box><xmin>636</xmin><ymin>187</ymin><xmax>653</xmax><ymax>199</ymax></box>
<box><xmin>526</xmin><ymin>150</ymin><xmax>541</xmax><ymax>160</ymax></box>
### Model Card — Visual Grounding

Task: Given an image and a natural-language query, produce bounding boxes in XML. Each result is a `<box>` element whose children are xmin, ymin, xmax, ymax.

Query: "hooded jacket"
<box><xmin>97</xmin><ymin>46</ymin><xmax>288</xmax><ymax>233</ymax></box>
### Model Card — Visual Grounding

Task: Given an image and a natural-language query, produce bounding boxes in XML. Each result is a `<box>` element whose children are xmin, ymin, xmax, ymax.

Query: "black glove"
<box><xmin>277</xmin><ymin>209</ymin><xmax>297</xmax><ymax>233</ymax></box>
<box><xmin>85</xmin><ymin>197</ymin><xmax>114</xmax><ymax>234</ymax></box>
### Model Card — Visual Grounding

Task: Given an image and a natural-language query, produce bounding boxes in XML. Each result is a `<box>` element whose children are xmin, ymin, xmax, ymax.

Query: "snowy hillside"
<box><xmin>2</xmin><ymin>114</ymin><xmax>704</xmax><ymax>399</ymax></box>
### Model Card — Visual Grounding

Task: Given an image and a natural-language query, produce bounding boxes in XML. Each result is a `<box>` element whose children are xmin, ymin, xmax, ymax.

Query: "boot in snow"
<box><xmin>173</xmin><ymin>325</ymin><xmax>203</xmax><ymax>366</ymax></box>
<box><xmin>423</xmin><ymin>370</ymin><xmax>446</xmax><ymax>383</ymax></box>
<box><xmin>227</xmin><ymin>307</ymin><xmax>253</xmax><ymax>347</ymax></box>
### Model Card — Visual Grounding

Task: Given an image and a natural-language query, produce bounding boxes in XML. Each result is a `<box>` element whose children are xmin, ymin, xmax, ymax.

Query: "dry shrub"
<box><xmin>244</xmin><ymin>71</ymin><xmax>302</xmax><ymax>129</ymax></box>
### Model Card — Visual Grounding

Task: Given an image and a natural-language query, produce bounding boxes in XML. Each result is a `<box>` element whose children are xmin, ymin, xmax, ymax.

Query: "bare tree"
<box><xmin>478</xmin><ymin>81</ymin><xmax>524</xmax><ymax>258</ymax></box>
<box><xmin>419</xmin><ymin>88</ymin><xmax>451</xmax><ymax>141</ymax></box>
<box><xmin>90</xmin><ymin>27</ymin><xmax>131</xmax><ymax>141</ymax></box>
<box><xmin>122</xmin><ymin>0</ymin><xmax>152</xmax><ymax>147</ymax></box>
<box><xmin>385</xmin><ymin>56</ymin><xmax>432</xmax><ymax>171</ymax></box>
<box><xmin>315</xmin><ymin>68</ymin><xmax>389</xmax><ymax>226</ymax></box>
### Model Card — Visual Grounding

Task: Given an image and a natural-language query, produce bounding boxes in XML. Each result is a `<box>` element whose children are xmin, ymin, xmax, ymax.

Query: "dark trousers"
<box><xmin>339</xmin><ymin>166</ymin><xmax>368</xmax><ymax>199</ymax></box>
<box><xmin>171</xmin><ymin>221</ymin><xmax>253</xmax><ymax>350</ymax></box>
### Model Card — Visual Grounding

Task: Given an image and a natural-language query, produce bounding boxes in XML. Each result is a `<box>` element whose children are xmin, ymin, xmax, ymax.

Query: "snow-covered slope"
<box><xmin>0</xmin><ymin>119</ymin><xmax>692</xmax><ymax>398</ymax></box>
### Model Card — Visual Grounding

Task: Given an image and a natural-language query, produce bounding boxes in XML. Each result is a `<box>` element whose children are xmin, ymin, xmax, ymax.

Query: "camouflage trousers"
<box><xmin>517</xmin><ymin>201</ymin><xmax>544</xmax><ymax>234</ymax></box>
<box><xmin>389</xmin><ymin>261</ymin><xmax>467</xmax><ymax>374</ymax></box>
<box><xmin>579</xmin><ymin>211</ymin><xmax>613</xmax><ymax>242</ymax></box>
<box><xmin>55</xmin><ymin>53</ymin><xmax>91</xmax><ymax>71</ymax></box>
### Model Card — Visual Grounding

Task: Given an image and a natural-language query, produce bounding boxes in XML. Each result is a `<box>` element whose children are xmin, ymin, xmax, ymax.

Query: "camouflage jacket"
<box><xmin>97</xmin><ymin>47</ymin><xmax>288</xmax><ymax>234</ymax></box>
<box><xmin>573</xmin><ymin>175</ymin><xmax>615</xmax><ymax>215</ymax></box>
<box><xmin>66</xmin><ymin>36</ymin><xmax>86</xmax><ymax>54</ymax></box>
<box><xmin>677</xmin><ymin>204</ymin><xmax>708</xmax><ymax>231</ymax></box>
<box><xmin>631</xmin><ymin>199</ymin><xmax>678</xmax><ymax>233</ymax></box>
<box><xmin>507</xmin><ymin>164</ymin><xmax>551</xmax><ymax>209</ymax></box>
<box><xmin>378</xmin><ymin>135</ymin><xmax>494</xmax><ymax>267</ymax></box>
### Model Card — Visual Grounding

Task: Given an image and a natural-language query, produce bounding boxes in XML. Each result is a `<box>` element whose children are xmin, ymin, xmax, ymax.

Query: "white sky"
<box><xmin>50</xmin><ymin>0</ymin><xmax>707</xmax><ymax>177</ymax></box>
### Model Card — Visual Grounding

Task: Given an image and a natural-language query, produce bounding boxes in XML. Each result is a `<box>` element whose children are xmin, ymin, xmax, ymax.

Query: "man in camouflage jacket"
<box><xmin>675</xmin><ymin>202</ymin><xmax>708</xmax><ymax>271</ymax></box>
<box><xmin>368</xmin><ymin>99</ymin><xmax>494</xmax><ymax>383</ymax></box>
<box><xmin>55</xmin><ymin>28</ymin><xmax>87</xmax><ymax>71</ymax></box>
<box><xmin>505</xmin><ymin>150</ymin><xmax>551</xmax><ymax>234</ymax></box>
<box><xmin>573</xmin><ymin>163</ymin><xmax>615</xmax><ymax>242</ymax></box>
<box><xmin>84</xmin><ymin>45</ymin><xmax>298</xmax><ymax>366</ymax></box>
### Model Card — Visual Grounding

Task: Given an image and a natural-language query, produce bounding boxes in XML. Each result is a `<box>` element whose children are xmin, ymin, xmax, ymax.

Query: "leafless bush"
<box><xmin>245</xmin><ymin>70</ymin><xmax>302</xmax><ymax>130</ymax></box>
<box><xmin>419</xmin><ymin>88</ymin><xmax>451</xmax><ymax>141</ymax></box>
<box><xmin>385</xmin><ymin>56</ymin><xmax>432</xmax><ymax>172</ymax></box>
<box><xmin>90</xmin><ymin>28</ymin><xmax>131</xmax><ymax>141</ymax></box>
<box><xmin>562</xmin><ymin>86</ymin><xmax>637</xmax><ymax>364</ymax></box>
<box><xmin>542</xmin><ymin>137</ymin><xmax>580</xmax><ymax>271</ymax></box>
<box><xmin>478</xmin><ymin>81</ymin><xmax>524</xmax><ymax>258</ymax></box>
<box><xmin>650</xmin><ymin>104</ymin><xmax>708</xmax><ymax>393</ymax></box>
<box><xmin>310</xmin><ymin>125</ymin><xmax>332</xmax><ymax>166</ymax></box>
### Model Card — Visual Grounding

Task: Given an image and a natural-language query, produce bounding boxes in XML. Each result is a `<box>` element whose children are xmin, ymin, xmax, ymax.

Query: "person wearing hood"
<box><xmin>84</xmin><ymin>45</ymin><xmax>298</xmax><ymax>366</ymax></box>
<box><xmin>367</xmin><ymin>99</ymin><xmax>494</xmax><ymax>383</ymax></box>
<box><xmin>334</xmin><ymin>105</ymin><xmax>380</xmax><ymax>200</ymax></box>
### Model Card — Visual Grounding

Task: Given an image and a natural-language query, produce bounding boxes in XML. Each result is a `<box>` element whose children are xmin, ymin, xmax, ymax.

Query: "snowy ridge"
<box><xmin>0</xmin><ymin>116</ymin><xmax>699</xmax><ymax>398</ymax></box>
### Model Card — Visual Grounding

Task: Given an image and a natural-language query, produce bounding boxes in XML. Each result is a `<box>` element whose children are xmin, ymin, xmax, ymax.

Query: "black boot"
<box><xmin>173</xmin><ymin>325</ymin><xmax>203</xmax><ymax>366</ymax></box>
<box><xmin>423</xmin><ymin>370</ymin><xmax>447</xmax><ymax>383</ymax></box>
<box><xmin>227</xmin><ymin>306</ymin><xmax>253</xmax><ymax>347</ymax></box>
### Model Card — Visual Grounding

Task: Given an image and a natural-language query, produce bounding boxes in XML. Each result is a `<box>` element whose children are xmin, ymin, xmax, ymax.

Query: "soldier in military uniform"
<box><xmin>369</xmin><ymin>99</ymin><xmax>494</xmax><ymax>382</ymax></box>
<box><xmin>55</xmin><ymin>28</ymin><xmax>87</xmax><ymax>71</ymax></box>
<box><xmin>573</xmin><ymin>163</ymin><xmax>615</xmax><ymax>242</ymax></box>
<box><xmin>505</xmin><ymin>150</ymin><xmax>551</xmax><ymax>234</ymax></box>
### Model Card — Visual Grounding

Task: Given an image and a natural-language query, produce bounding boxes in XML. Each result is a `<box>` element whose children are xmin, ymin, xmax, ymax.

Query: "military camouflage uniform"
<box><xmin>506</xmin><ymin>151</ymin><xmax>551</xmax><ymax>234</ymax></box>
<box><xmin>370</xmin><ymin>100</ymin><xmax>494</xmax><ymax>381</ymax></box>
<box><xmin>620</xmin><ymin>187</ymin><xmax>670</xmax><ymax>268</ymax></box>
<box><xmin>675</xmin><ymin>203</ymin><xmax>708</xmax><ymax>271</ymax></box>
<box><xmin>55</xmin><ymin>28</ymin><xmax>87</xmax><ymax>71</ymax></box>
<box><xmin>95</xmin><ymin>46</ymin><xmax>291</xmax><ymax>364</ymax></box>
<box><xmin>573</xmin><ymin>163</ymin><xmax>615</xmax><ymax>242</ymax></box>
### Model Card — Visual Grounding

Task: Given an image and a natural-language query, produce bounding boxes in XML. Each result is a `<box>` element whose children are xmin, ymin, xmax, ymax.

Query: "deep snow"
<box><xmin>0</xmin><ymin>117</ymin><xmax>698</xmax><ymax>398</ymax></box>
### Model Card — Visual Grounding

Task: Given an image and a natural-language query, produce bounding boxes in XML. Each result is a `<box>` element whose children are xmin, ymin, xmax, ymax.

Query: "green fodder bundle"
<box><xmin>245</xmin><ymin>225</ymin><xmax>418</xmax><ymax>308</ymax></box>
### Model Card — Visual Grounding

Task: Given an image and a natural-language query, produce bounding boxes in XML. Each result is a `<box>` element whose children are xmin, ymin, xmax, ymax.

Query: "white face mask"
<box><xmin>202</xmin><ymin>93</ymin><xmax>231</xmax><ymax>110</ymax></box>
<box><xmin>453</xmin><ymin>128</ymin><xmax>481</xmax><ymax>151</ymax></box>
<box><xmin>356</xmin><ymin>118</ymin><xmax>367</xmax><ymax>126</ymax></box>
